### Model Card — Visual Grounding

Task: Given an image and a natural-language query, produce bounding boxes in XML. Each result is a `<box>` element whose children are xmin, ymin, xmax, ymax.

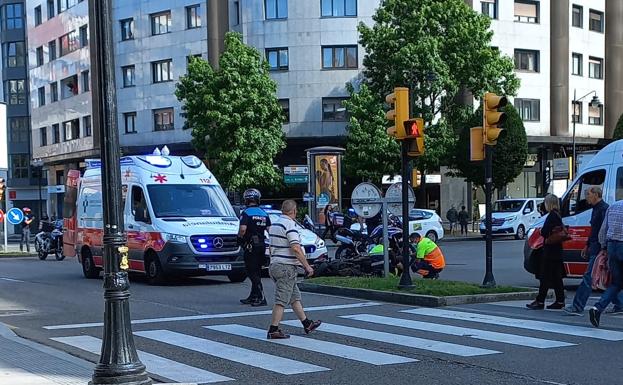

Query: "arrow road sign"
<box><xmin>6</xmin><ymin>208</ymin><xmax>24</xmax><ymax>225</ymax></box>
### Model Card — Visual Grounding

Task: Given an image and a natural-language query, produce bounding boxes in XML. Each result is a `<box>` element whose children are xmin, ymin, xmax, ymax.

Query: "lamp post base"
<box><xmin>90</xmin><ymin>371</ymin><xmax>151</xmax><ymax>385</ymax></box>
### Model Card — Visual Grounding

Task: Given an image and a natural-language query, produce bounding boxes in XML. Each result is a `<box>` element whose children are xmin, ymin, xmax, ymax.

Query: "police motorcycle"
<box><xmin>334</xmin><ymin>214</ymin><xmax>403</xmax><ymax>260</ymax></box>
<box><xmin>35</xmin><ymin>219</ymin><xmax>65</xmax><ymax>261</ymax></box>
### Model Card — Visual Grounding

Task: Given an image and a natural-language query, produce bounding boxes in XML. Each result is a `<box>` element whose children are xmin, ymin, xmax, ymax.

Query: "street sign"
<box><xmin>284</xmin><ymin>165</ymin><xmax>309</xmax><ymax>175</ymax></box>
<box><xmin>553</xmin><ymin>157</ymin><xmax>571</xmax><ymax>180</ymax></box>
<box><xmin>6</xmin><ymin>207</ymin><xmax>24</xmax><ymax>225</ymax></box>
<box><xmin>284</xmin><ymin>174</ymin><xmax>308</xmax><ymax>184</ymax></box>
<box><xmin>47</xmin><ymin>185</ymin><xmax>66</xmax><ymax>194</ymax></box>
<box><xmin>0</xmin><ymin>209</ymin><xmax>3</xmax><ymax>223</ymax></box>
<box><xmin>303</xmin><ymin>192</ymin><xmax>314</xmax><ymax>202</ymax></box>
<box><xmin>385</xmin><ymin>182</ymin><xmax>415</xmax><ymax>216</ymax></box>
<box><xmin>351</xmin><ymin>182</ymin><xmax>383</xmax><ymax>219</ymax></box>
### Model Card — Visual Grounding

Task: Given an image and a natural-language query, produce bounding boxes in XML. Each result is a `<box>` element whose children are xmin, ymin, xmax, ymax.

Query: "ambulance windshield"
<box><xmin>147</xmin><ymin>184</ymin><xmax>236</xmax><ymax>218</ymax></box>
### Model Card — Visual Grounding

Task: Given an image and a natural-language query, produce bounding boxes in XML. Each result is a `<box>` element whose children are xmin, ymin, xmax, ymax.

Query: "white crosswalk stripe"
<box><xmin>342</xmin><ymin>314</ymin><xmax>575</xmax><ymax>349</ymax></box>
<box><xmin>402</xmin><ymin>308</ymin><xmax>623</xmax><ymax>341</ymax></box>
<box><xmin>51</xmin><ymin>335</ymin><xmax>232</xmax><ymax>384</ymax></box>
<box><xmin>205</xmin><ymin>324</ymin><xmax>417</xmax><ymax>365</ymax></box>
<box><xmin>281</xmin><ymin>320</ymin><xmax>500</xmax><ymax>357</ymax></box>
<box><xmin>135</xmin><ymin>330</ymin><xmax>329</xmax><ymax>375</ymax></box>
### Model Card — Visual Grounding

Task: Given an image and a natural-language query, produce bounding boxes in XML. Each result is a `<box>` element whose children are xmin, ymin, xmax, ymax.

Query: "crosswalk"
<box><xmin>50</xmin><ymin>306</ymin><xmax>623</xmax><ymax>384</ymax></box>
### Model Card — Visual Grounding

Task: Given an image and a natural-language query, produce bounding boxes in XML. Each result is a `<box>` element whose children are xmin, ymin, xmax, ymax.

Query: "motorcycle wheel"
<box><xmin>38</xmin><ymin>250</ymin><xmax>48</xmax><ymax>260</ymax></box>
<box><xmin>334</xmin><ymin>245</ymin><xmax>354</xmax><ymax>260</ymax></box>
<box><xmin>55</xmin><ymin>249</ymin><xmax>65</xmax><ymax>261</ymax></box>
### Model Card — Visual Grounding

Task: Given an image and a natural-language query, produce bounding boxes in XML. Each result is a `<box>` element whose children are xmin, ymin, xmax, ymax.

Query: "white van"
<box><xmin>480</xmin><ymin>198</ymin><xmax>543</xmax><ymax>240</ymax></box>
<box><xmin>63</xmin><ymin>154</ymin><xmax>245</xmax><ymax>285</ymax></box>
<box><xmin>524</xmin><ymin>139</ymin><xmax>623</xmax><ymax>278</ymax></box>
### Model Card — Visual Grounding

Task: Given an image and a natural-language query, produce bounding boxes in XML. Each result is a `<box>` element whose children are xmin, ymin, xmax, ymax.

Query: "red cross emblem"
<box><xmin>153</xmin><ymin>174</ymin><xmax>168</xmax><ymax>184</ymax></box>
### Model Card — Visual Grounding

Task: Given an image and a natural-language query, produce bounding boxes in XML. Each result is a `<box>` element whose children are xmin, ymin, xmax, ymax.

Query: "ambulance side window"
<box><xmin>616</xmin><ymin>167</ymin><xmax>623</xmax><ymax>201</ymax></box>
<box><xmin>561</xmin><ymin>169</ymin><xmax>606</xmax><ymax>217</ymax></box>
<box><xmin>132</xmin><ymin>186</ymin><xmax>150</xmax><ymax>224</ymax></box>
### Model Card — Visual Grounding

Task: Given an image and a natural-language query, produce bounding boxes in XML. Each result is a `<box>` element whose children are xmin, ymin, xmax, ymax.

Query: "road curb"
<box><xmin>299</xmin><ymin>282</ymin><xmax>539</xmax><ymax>307</ymax></box>
<box><xmin>0</xmin><ymin>254</ymin><xmax>35</xmax><ymax>259</ymax></box>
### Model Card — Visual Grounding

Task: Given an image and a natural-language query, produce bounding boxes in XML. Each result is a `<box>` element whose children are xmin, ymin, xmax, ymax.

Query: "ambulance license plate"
<box><xmin>207</xmin><ymin>264</ymin><xmax>231</xmax><ymax>271</ymax></box>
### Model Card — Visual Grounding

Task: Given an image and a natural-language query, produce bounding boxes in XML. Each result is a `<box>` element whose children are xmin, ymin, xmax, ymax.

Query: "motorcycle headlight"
<box><xmin>161</xmin><ymin>233</ymin><xmax>187</xmax><ymax>243</ymax></box>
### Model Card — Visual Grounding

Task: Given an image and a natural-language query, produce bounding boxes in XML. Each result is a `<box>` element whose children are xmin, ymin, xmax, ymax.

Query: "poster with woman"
<box><xmin>315</xmin><ymin>155</ymin><xmax>339</xmax><ymax>224</ymax></box>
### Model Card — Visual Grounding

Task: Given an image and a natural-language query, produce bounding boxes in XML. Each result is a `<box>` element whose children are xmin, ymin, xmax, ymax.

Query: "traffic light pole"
<box><xmin>482</xmin><ymin>145</ymin><xmax>496</xmax><ymax>288</ymax></box>
<box><xmin>398</xmin><ymin>140</ymin><xmax>414</xmax><ymax>288</ymax></box>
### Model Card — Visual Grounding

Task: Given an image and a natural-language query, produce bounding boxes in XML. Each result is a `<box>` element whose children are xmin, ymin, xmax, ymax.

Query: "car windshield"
<box><xmin>147</xmin><ymin>184</ymin><xmax>235</xmax><ymax>218</ymax></box>
<box><xmin>493</xmin><ymin>200</ymin><xmax>524</xmax><ymax>213</ymax></box>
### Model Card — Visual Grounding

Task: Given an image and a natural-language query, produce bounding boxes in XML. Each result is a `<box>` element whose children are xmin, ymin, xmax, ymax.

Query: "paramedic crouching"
<box><xmin>409</xmin><ymin>233</ymin><xmax>446</xmax><ymax>279</ymax></box>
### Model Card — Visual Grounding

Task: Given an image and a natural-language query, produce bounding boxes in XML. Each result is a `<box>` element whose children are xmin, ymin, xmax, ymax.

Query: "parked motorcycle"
<box><xmin>35</xmin><ymin>219</ymin><xmax>65</xmax><ymax>261</ymax></box>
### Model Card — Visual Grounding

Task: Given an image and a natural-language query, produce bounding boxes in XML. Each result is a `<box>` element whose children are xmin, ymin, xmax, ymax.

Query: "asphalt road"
<box><xmin>1</xmin><ymin>243</ymin><xmax>622</xmax><ymax>385</ymax></box>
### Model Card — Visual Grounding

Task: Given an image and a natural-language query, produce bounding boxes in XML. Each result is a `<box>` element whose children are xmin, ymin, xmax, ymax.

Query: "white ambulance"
<box><xmin>63</xmin><ymin>152</ymin><xmax>245</xmax><ymax>285</ymax></box>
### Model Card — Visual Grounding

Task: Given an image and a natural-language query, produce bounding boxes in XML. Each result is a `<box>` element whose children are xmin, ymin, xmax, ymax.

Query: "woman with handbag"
<box><xmin>527</xmin><ymin>194</ymin><xmax>568</xmax><ymax>310</ymax></box>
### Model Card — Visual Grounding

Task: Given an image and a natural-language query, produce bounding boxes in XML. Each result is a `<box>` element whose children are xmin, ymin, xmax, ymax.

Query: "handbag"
<box><xmin>544</xmin><ymin>226</ymin><xmax>571</xmax><ymax>245</ymax></box>
<box><xmin>592</xmin><ymin>251</ymin><xmax>611</xmax><ymax>290</ymax></box>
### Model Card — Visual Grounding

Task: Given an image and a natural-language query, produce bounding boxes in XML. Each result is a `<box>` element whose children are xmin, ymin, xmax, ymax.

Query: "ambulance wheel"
<box><xmin>145</xmin><ymin>253</ymin><xmax>166</xmax><ymax>285</ymax></box>
<box><xmin>515</xmin><ymin>225</ymin><xmax>526</xmax><ymax>240</ymax></box>
<box><xmin>82</xmin><ymin>248</ymin><xmax>101</xmax><ymax>279</ymax></box>
<box><xmin>227</xmin><ymin>271</ymin><xmax>247</xmax><ymax>283</ymax></box>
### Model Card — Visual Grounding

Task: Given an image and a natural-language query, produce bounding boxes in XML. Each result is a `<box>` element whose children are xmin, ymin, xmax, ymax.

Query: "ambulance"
<box><xmin>524</xmin><ymin>139</ymin><xmax>623</xmax><ymax>277</ymax></box>
<box><xmin>63</xmin><ymin>151</ymin><xmax>246</xmax><ymax>284</ymax></box>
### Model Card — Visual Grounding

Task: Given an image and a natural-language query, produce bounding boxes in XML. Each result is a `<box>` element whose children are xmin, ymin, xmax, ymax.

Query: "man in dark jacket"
<box><xmin>458</xmin><ymin>206</ymin><xmax>469</xmax><ymax>236</ymax></box>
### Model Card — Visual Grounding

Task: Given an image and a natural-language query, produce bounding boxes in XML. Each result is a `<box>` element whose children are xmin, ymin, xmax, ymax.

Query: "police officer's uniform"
<box><xmin>239</xmin><ymin>205</ymin><xmax>271</xmax><ymax>305</ymax></box>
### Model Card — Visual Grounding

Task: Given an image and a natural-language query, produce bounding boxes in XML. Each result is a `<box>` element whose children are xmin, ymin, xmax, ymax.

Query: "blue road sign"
<box><xmin>6</xmin><ymin>208</ymin><xmax>24</xmax><ymax>225</ymax></box>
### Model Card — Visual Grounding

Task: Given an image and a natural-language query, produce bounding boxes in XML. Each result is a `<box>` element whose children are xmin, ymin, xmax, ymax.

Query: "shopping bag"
<box><xmin>592</xmin><ymin>251</ymin><xmax>611</xmax><ymax>291</ymax></box>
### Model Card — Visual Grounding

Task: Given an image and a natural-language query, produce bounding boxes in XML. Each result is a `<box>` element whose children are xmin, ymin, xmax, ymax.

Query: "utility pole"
<box><xmin>88</xmin><ymin>0</ymin><xmax>151</xmax><ymax>384</ymax></box>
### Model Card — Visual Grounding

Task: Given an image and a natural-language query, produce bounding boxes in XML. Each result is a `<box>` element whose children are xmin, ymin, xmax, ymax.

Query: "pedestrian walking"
<box><xmin>458</xmin><ymin>206</ymin><xmax>469</xmax><ymax>236</ymax></box>
<box><xmin>589</xmin><ymin>199</ymin><xmax>623</xmax><ymax>327</ymax></box>
<box><xmin>238</xmin><ymin>189</ymin><xmax>271</xmax><ymax>307</ymax></box>
<box><xmin>527</xmin><ymin>194</ymin><xmax>566</xmax><ymax>310</ymax></box>
<box><xmin>565</xmin><ymin>187</ymin><xmax>623</xmax><ymax>315</ymax></box>
<box><xmin>446</xmin><ymin>206</ymin><xmax>458</xmax><ymax>235</ymax></box>
<box><xmin>267</xmin><ymin>200</ymin><xmax>321</xmax><ymax>339</ymax></box>
<box><xmin>408</xmin><ymin>233</ymin><xmax>445</xmax><ymax>279</ymax></box>
<box><xmin>19</xmin><ymin>208</ymin><xmax>35</xmax><ymax>252</ymax></box>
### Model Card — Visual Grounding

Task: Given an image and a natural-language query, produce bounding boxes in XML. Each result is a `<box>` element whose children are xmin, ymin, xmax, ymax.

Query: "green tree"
<box><xmin>452</xmin><ymin>104</ymin><xmax>528</xmax><ymax>189</ymax></box>
<box><xmin>176</xmin><ymin>32</ymin><xmax>285</xmax><ymax>191</ymax></box>
<box><xmin>342</xmin><ymin>83</ymin><xmax>400</xmax><ymax>184</ymax></box>
<box><xmin>614</xmin><ymin>112</ymin><xmax>623</xmax><ymax>140</ymax></box>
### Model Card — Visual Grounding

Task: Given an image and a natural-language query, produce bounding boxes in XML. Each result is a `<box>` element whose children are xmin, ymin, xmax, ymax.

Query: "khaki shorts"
<box><xmin>269</xmin><ymin>263</ymin><xmax>301</xmax><ymax>307</ymax></box>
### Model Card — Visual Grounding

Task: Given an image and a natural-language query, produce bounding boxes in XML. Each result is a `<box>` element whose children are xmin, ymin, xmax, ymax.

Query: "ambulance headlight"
<box><xmin>162</xmin><ymin>233</ymin><xmax>187</xmax><ymax>243</ymax></box>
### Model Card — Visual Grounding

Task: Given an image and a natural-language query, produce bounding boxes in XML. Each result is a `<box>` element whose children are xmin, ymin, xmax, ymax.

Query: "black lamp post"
<box><xmin>571</xmin><ymin>90</ymin><xmax>601</xmax><ymax>175</ymax></box>
<box><xmin>88</xmin><ymin>0</ymin><xmax>150</xmax><ymax>384</ymax></box>
<box><xmin>31</xmin><ymin>158</ymin><xmax>44</xmax><ymax>222</ymax></box>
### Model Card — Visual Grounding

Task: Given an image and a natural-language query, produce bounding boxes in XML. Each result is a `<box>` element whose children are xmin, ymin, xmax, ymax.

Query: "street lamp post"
<box><xmin>572</xmin><ymin>89</ymin><xmax>601</xmax><ymax>175</ymax></box>
<box><xmin>88</xmin><ymin>0</ymin><xmax>150</xmax><ymax>384</ymax></box>
<box><xmin>31</xmin><ymin>158</ymin><xmax>44</xmax><ymax>222</ymax></box>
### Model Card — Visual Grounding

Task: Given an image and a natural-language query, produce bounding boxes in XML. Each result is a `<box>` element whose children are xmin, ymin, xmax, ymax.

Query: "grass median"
<box><xmin>307</xmin><ymin>276</ymin><xmax>529</xmax><ymax>297</ymax></box>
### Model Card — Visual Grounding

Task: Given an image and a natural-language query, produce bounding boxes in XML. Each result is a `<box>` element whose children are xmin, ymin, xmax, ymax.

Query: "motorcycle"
<box><xmin>35</xmin><ymin>219</ymin><xmax>65</xmax><ymax>261</ymax></box>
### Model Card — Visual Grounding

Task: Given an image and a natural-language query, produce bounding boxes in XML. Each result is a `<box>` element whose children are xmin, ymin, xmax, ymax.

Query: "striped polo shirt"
<box><xmin>269</xmin><ymin>214</ymin><xmax>302</xmax><ymax>266</ymax></box>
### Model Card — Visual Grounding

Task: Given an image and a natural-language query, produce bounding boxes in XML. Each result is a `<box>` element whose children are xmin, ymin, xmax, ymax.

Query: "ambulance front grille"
<box><xmin>190</xmin><ymin>235</ymin><xmax>239</xmax><ymax>253</ymax></box>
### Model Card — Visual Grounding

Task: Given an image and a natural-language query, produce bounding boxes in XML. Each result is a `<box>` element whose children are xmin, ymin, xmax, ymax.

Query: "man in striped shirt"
<box><xmin>267</xmin><ymin>200</ymin><xmax>321</xmax><ymax>339</ymax></box>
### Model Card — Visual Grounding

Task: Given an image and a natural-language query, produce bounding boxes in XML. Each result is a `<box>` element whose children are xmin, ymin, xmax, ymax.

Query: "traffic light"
<box><xmin>403</xmin><ymin>118</ymin><xmax>425</xmax><ymax>156</ymax></box>
<box><xmin>0</xmin><ymin>178</ymin><xmax>5</xmax><ymax>202</ymax></box>
<box><xmin>483</xmin><ymin>92</ymin><xmax>508</xmax><ymax>145</ymax></box>
<box><xmin>385</xmin><ymin>87</ymin><xmax>409</xmax><ymax>139</ymax></box>
<box><xmin>412</xmin><ymin>168</ymin><xmax>421</xmax><ymax>188</ymax></box>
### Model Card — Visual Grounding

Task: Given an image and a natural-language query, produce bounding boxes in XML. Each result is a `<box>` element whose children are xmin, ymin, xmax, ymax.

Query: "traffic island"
<box><xmin>0</xmin><ymin>252</ymin><xmax>35</xmax><ymax>259</ymax></box>
<box><xmin>300</xmin><ymin>276</ymin><xmax>538</xmax><ymax>307</ymax></box>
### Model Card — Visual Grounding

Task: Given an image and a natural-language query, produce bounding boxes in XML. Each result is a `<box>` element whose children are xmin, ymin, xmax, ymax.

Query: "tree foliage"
<box><xmin>614</xmin><ymin>112</ymin><xmax>623</xmax><ymax>140</ymax></box>
<box><xmin>342</xmin><ymin>83</ymin><xmax>400</xmax><ymax>184</ymax></box>
<box><xmin>451</xmin><ymin>105</ymin><xmax>528</xmax><ymax>189</ymax></box>
<box><xmin>176</xmin><ymin>32</ymin><xmax>285</xmax><ymax>191</ymax></box>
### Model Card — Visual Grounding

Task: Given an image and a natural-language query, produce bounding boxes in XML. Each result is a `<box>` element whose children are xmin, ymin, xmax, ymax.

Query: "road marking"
<box><xmin>491</xmin><ymin>300</ymin><xmax>591</xmax><ymax>311</ymax></box>
<box><xmin>43</xmin><ymin>302</ymin><xmax>382</xmax><ymax>330</ymax></box>
<box><xmin>206</xmin><ymin>324</ymin><xmax>416</xmax><ymax>365</ymax></box>
<box><xmin>0</xmin><ymin>277</ymin><xmax>26</xmax><ymax>283</ymax></box>
<box><xmin>342</xmin><ymin>314</ymin><xmax>575</xmax><ymax>349</ymax></box>
<box><xmin>136</xmin><ymin>330</ymin><xmax>329</xmax><ymax>375</ymax></box>
<box><xmin>52</xmin><ymin>335</ymin><xmax>233</xmax><ymax>383</ymax></box>
<box><xmin>281</xmin><ymin>320</ymin><xmax>500</xmax><ymax>357</ymax></box>
<box><xmin>402</xmin><ymin>308</ymin><xmax>623</xmax><ymax>341</ymax></box>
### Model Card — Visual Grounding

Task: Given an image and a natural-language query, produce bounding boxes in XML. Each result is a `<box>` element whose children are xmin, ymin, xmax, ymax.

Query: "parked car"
<box><xmin>408</xmin><ymin>209</ymin><xmax>445</xmax><ymax>242</ymax></box>
<box><xmin>480</xmin><ymin>198</ymin><xmax>543</xmax><ymax>240</ymax></box>
<box><xmin>265</xmin><ymin>209</ymin><xmax>328</xmax><ymax>262</ymax></box>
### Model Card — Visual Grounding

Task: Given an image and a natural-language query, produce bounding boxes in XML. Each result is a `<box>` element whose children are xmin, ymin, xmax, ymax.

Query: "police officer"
<box><xmin>238</xmin><ymin>188</ymin><xmax>271</xmax><ymax>306</ymax></box>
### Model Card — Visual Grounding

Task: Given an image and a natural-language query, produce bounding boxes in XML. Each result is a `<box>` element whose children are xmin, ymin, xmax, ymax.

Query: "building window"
<box><xmin>60</xmin><ymin>75</ymin><xmax>79</xmax><ymax>99</ymax></box>
<box><xmin>34</xmin><ymin>5</ymin><xmax>42</xmax><ymax>25</ymax></box>
<box><xmin>5</xmin><ymin>80</ymin><xmax>26</xmax><ymax>105</ymax></box>
<box><xmin>572</xmin><ymin>101</ymin><xmax>583</xmax><ymax>124</ymax></box>
<box><xmin>265</xmin><ymin>0</ymin><xmax>287</xmax><ymax>19</ymax></box>
<box><xmin>572</xmin><ymin>52</ymin><xmax>582</xmax><ymax>76</ymax></box>
<box><xmin>588</xmin><ymin>104</ymin><xmax>603</xmax><ymax>125</ymax></box>
<box><xmin>152</xmin><ymin>59</ymin><xmax>173</xmax><ymax>83</ymax></box>
<box><xmin>124</xmin><ymin>112</ymin><xmax>137</xmax><ymax>134</ymax></box>
<box><xmin>40</xmin><ymin>127</ymin><xmax>47</xmax><ymax>147</ymax></box>
<box><xmin>514</xmin><ymin>49</ymin><xmax>539</xmax><ymax>72</ymax></box>
<box><xmin>322</xmin><ymin>97</ymin><xmax>348</xmax><ymax>121</ymax></box>
<box><xmin>79</xmin><ymin>25</ymin><xmax>88</xmax><ymax>47</ymax></box>
<box><xmin>57</xmin><ymin>0</ymin><xmax>80</xmax><ymax>13</ymax></box>
<box><xmin>8</xmin><ymin>117</ymin><xmax>28</xmax><ymax>142</ymax></box>
<box><xmin>481</xmin><ymin>0</ymin><xmax>496</xmax><ymax>19</ymax></box>
<box><xmin>59</xmin><ymin>30</ymin><xmax>79</xmax><ymax>56</ymax></box>
<box><xmin>589</xmin><ymin>9</ymin><xmax>603</xmax><ymax>32</ymax></box>
<box><xmin>38</xmin><ymin>87</ymin><xmax>45</xmax><ymax>107</ymax></box>
<box><xmin>120</xmin><ymin>18</ymin><xmax>134</xmax><ymax>40</ymax></box>
<box><xmin>10</xmin><ymin>154</ymin><xmax>29</xmax><ymax>179</ymax></box>
<box><xmin>36</xmin><ymin>46</ymin><xmax>44</xmax><ymax>66</ymax></box>
<box><xmin>63</xmin><ymin>119</ymin><xmax>80</xmax><ymax>141</ymax></box>
<box><xmin>122</xmin><ymin>65</ymin><xmax>135</xmax><ymax>87</ymax></box>
<box><xmin>4</xmin><ymin>41</ymin><xmax>25</xmax><ymax>68</ymax></box>
<box><xmin>279</xmin><ymin>99</ymin><xmax>290</xmax><ymax>123</ymax></box>
<box><xmin>233</xmin><ymin>1</ymin><xmax>240</xmax><ymax>25</ymax></box>
<box><xmin>514</xmin><ymin>0</ymin><xmax>538</xmax><ymax>23</ymax></box>
<box><xmin>1</xmin><ymin>3</ymin><xmax>24</xmax><ymax>30</ymax></box>
<box><xmin>52</xmin><ymin>123</ymin><xmax>60</xmax><ymax>143</ymax></box>
<box><xmin>322</xmin><ymin>45</ymin><xmax>357</xmax><ymax>69</ymax></box>
<box><xmin>265</xmin><ymin>48</ymin><xmax>288</xmax><ymax>70</ymax></box>
<box><xmin>154</xmin><ymin>108</ymin><xmax>174</xmax><ymax>131</ymax></box>
<box><xmin>49</xmin><ymin>40</ymin><xmax>57</xmax><ymax>61</ymax></box>
<box><xmin>47</xmin><ymin>0</ymin><xmax>54</xmax><ymax>19</ymax></box>
<box><xmin>572</xmin><ymin>5</ymin><xmax>582</xmax><ymax>28</ymax></box>
<box><xmin>50</xmin><ymin>82</ymin><xmax>58</xmax><ymax>102</ymax></box>
<box><xmin>321</xmin><ymin>0</ymin><xmax>356</xmax><ymax>17</ymax></box>
<box><xmin>81</xmin><ymin>70</ymin><xmax>89</xmax><ymax>92</ymax></box>
<box><xmin>589</xmin><ymin>57</ymin><xmax>603</xmax><ymax>79</ymax></box>
<box><xmin>151</xmin><ymin>11</ymin><xmax>171</xmax><ymax>35</ymax></box>
<box><xmin>83</xmin><ymin>116</ymin><xmax>91</xmax><ymax>137</ymax></box>
<box><xmin>186</xmin><ymin>4</ymin><xmax>201</xmax><ymax>29</ymax></box>
<box><xmin>514</xmin><ymin>98</ymin><xmax>539</xmax><ymax>121</ymax></box>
